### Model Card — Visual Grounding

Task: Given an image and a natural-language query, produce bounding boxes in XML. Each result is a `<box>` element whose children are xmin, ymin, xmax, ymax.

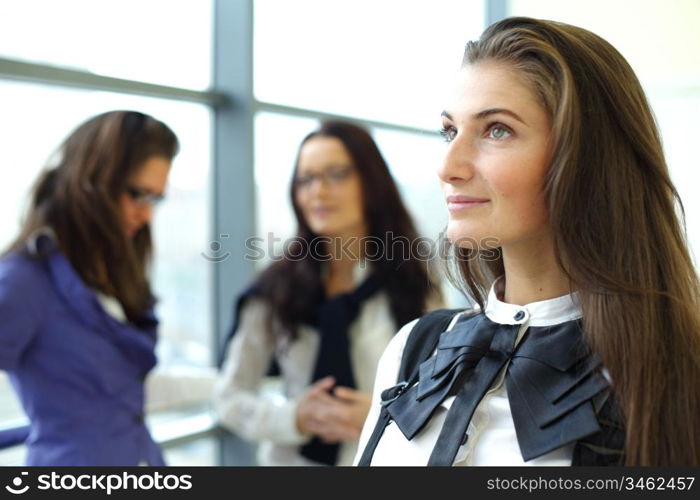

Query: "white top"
<box><xmin>95</xmin><ymin>292</ymin><xmax>127</xmax><ymax>322</ymax></box>
<box><xmin>354</xmin><ymin>278</ymin><xmax>583</xmax><ymax>466</ymax></box>
<box><xmin>214</xmin><ymin>263</ymin><xmax>400</xmax><ymax>466</ymax></box>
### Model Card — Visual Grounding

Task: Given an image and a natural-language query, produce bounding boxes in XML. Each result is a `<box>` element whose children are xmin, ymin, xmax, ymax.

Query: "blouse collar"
<box><xmin>484</xmin><ymin>276</ymin><xmax>582</xmax><ymax>328</ymax></box>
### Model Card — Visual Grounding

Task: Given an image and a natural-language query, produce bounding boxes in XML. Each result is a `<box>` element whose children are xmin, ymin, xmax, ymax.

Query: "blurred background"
<box><xmin>0</xmin><ymin>0</ymin><xmax>698</xmax><ymax>465</ymax></box>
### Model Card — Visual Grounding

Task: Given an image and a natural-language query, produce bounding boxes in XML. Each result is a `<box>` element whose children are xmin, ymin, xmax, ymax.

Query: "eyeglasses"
<box><xmin>125</xmin><ymin>185</ymin><xmax>165</xmax><ymax>207</ymax></box>
<box><xmin>294</xmin><ymin>165</ymin><xmax>354</xmax><ymax>190</ymax></box>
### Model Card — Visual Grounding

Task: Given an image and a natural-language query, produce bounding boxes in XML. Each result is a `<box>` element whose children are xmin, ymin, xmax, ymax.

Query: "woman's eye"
<box><xmin>439</xmin><ymin>126</ymin><xmax>457</xmax><ymax>143</ymax></box>
<box><xmin>328</xmin><ymin>168</ymin><xmax>351</xmax><ymax>182</ymax></box>
<box><xmin>488</xmin><ymin>124</ymin><xmax>512</xmax><ymax>140</ymax></box>
<box><xmin>294</xmin><ymin>175</ymin><xmax>313</xmax><ymax>187</ymax></box>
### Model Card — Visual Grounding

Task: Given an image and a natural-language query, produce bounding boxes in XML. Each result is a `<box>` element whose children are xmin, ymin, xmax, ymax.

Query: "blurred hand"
<box><xmin>329</xmin><ymin>385</ymin><xmax>372</xmax><ymax>437</ymax></box>
<box><xmin>294</xmin><ymin>377</ymin><xmax>372</xmax><ymax>444</ymax></box>
<box><xmin>295</xmin><ymin>376</ymin><xmax>338</xmax><ymax>438</ymax></box>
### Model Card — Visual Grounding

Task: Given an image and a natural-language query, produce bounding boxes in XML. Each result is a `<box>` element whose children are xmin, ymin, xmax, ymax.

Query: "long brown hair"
<box><xmin>447</xmin><ymin>17</ymin><xmax>700</xmax><ymax>465</ymax></box>
<box><xmin>255</xmin><ymin>120</ymin><xmax>437</xmax><ymax>340</ymax></box>
<box><xmin>8</xmin><ymin>110</ymin><xmax>179</xmax><ymax>324</ymax></box>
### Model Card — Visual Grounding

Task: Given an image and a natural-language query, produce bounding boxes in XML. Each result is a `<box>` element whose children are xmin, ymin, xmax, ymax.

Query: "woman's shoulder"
<box><xmin>413</xmin><ymin>305</ymin><xmax>481</xmax><ymax>332</ymax></box>
<box><xmin>0</xmin><ymin>251</ymin><xmax>55</xmax><ymax>326</ymax></box>
<box><xmin>1</xmin><ymin>229</ymin><xmax>58</xmax><ymax>276</ymax></box>
<box><xmin>390</xmin><ymin>306</ymin><xmax>480</xmax><ymax>354</ymax></box>
<box><xmin>238</xmin><ymin>294</ymin><xmax>272</xmax><ymax>317</ymax></box>
<box><xmin>0</xmin><ymin>250</ymin><xmax>50</xmax><ymax>288</ymax></box>
<box><xmin>0</xmin><ymin>231</ymin><xmax>64</xmax><ymax>305</ymax></box>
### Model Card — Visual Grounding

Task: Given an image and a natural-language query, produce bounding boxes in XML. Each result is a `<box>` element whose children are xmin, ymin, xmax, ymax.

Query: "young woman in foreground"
<box><xmin>356</xmin><ymin>17</ymin><xmax>700</xmax><ymax>466</ymax></box>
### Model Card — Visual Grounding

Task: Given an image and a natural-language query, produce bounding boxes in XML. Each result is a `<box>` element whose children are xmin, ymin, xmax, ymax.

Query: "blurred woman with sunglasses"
<box><xmin>0</xmin><ymin>110</ymin><xmax>178</xmax><ymax>465</ymax></box>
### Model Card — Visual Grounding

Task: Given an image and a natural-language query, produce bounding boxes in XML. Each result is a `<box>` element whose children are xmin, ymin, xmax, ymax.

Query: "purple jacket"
<box><xmin>0</xmin><ymin>235</ymin><xmax>164</xmax><ymax>465</ymax></box>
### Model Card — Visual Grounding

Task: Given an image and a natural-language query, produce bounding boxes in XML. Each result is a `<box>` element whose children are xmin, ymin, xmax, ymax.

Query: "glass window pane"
<box><xmin>162</xmin><ymin>435</ymin><xmax>219</xmax><ymax>466</ymax></box>
<box><xmin>0</xmin><ymin>373</ymin><xmax>26</xmax><ymax>428</ymax></box>
<box><xmin>371</xmin><ymin>128</ymin><xmax>448</xmax><ymax>240</ymax></box>
<box><xmin>371</xmin><ymin>127</ymin><xmax>468</xmax><ymax>307</ymax></box>
<box><xmin>508</xmin><ymin>0</ymin><xmax>700</xmax><ymax>262</ymax></box>
<box><xmin>508</xmin><ymin>0</ymin><xmax>700</xmax><ymax>86</ymax></box>
<box><xmin>0</xmin><ymin>443</ymin><xmax>24</xmax><ymax>466</ymax></box>
<box><xmin>254</xmin><ymin>0</ymin><xmax>485</xmax><ymax>129</ymax></box>
<box><xmin>0</xmin><ymin>81</ymin><xmax>212</xmax><ymax>428</ymax></box>
<box><xmin>651</xmin><ymin>92</ymin><xmax>700</xmax><ymax>261</ymax></box>
<box><xmin>0</xmin><ymin>0</ymin><xmax>213</xmax><ymax>90</ymax></box>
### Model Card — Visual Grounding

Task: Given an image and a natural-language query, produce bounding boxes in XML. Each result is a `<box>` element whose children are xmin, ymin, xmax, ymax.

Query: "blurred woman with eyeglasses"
<box><xmin>215</xmin><ymin>120</ymin><xmax>442</xmax><ymax>466</ymax></box>
<box><xmin>0</xmin><ymin>110</ymin><xmax>178</xmax><ymax>465</ymax></box>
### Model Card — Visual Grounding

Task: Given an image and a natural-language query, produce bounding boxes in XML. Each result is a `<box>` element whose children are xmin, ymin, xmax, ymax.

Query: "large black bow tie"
<box><xmin>384</xmin><ymin>313</ymin><xmax>609</xmax><ymax>465</ymax></box>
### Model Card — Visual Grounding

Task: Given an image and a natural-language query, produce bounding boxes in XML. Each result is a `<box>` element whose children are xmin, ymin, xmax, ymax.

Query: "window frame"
<box><xmin>0</xmin><ymin>0</ymin><xmax>501</xmax><ymax>465</ymax></box>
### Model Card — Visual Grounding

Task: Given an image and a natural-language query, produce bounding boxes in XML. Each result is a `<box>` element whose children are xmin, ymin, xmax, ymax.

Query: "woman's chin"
<box><xmin>446</xmin><ymin>222</ymin><xmax>480</xmax><ymax>249</ymax></box>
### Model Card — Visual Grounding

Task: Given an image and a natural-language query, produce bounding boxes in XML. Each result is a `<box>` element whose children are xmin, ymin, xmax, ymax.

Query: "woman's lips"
<box><xmin>311</xmin><ymin>207</ymin><xmax>335</xmax><ymax>217</ymax></box>
<box><xmin>446</xmin><ymin>195</ymin><xmax>490</xmax><ymax>212</ymax></box>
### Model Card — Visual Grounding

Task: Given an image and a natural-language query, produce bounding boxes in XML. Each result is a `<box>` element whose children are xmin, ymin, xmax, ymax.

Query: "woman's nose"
<box><xmin>139</xmin><ymin>204</ymin><xmax>153</xmax><ymax>225</ymax></box>
<box><xmin>308</xmin><ymin>176</ymin><xmax>330</xmax><ymax>196</ymax></box>
<box><xmin>437</xmin><ymin>136</ymin><xmax>476</xmax><ymax>185</ymax></box>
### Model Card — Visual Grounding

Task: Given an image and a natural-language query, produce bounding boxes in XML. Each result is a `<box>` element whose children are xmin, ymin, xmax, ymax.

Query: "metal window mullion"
<box><xmin>212</xmin><ymin>0</ymin><xmax>257</xmax><ymax>466</ymax></box>
<box><xmin>0</xmin><ymin>57</ymin><xmax>227</xmax><ymax>106</ymax></box>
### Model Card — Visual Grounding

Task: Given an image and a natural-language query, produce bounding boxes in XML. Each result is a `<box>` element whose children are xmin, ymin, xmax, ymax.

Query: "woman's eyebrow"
<box><xmin>133</xmin><ymin>185</ymin><xmax>164</xmax><ymax>197</ymax></box>
<box><xmin>474</xmin><ymin>108</ymin><xmax>527</xmax><ymax>125</ymax></box>
<box><xmin>441</xmin><ymin>108</ymin><xmax>527</xmax><ymax>125</ymax></box>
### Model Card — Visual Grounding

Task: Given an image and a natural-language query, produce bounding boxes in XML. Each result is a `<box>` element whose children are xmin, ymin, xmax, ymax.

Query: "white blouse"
<box><xmin>355</xmin><ymin>280</ymin><xmax>583</xmax><ymax>466</ymax></box>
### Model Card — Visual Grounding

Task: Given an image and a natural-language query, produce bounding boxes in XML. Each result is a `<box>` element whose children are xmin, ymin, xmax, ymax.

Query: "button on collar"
<box><xmin>514</xmin><ymin>310</ymin><xmax>526</xmax><ymax>321</ymax></box>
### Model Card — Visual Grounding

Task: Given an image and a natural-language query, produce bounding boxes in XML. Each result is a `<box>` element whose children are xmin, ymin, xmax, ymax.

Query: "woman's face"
<box><xmin>119</xmin><ymin>155</ymin><xmax>171</xmax><ymax>238</ymax></box>
<box><xmin>294</xmin><ymin>136</ymin><xmax>366</xmax><ymax>239</ymax></box>
<box><xmin>438</xmin><ymin>61</ymin><xmax>552</xmax><ymax>251</ymax></box>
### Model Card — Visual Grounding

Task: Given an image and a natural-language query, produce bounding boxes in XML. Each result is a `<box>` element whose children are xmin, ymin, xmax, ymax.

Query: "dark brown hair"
<box><xmin>9</xmin><ymin>110</ymin><xmax>179</xmax><ymax>324</ymax></box>
<box><xmin>255</xmin><ymin>120</ymin><xmax>437</xmax><ymax>339</ymax></box>
<box><xmin>446</xmin><ymin>17</ymin><xmax>700</xmax><ymax>465</ymax></box>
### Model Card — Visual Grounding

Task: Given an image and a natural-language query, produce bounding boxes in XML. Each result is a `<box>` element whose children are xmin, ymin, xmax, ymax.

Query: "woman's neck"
<box><xmin>500</xmin><ymin>232</ymin><xmax>571</xmax><ymax>305</ymax></box>
<box><xmin>324</xmin><ymin>234</ymin><xmax>364</xmax><ymax>297</ymax></box>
